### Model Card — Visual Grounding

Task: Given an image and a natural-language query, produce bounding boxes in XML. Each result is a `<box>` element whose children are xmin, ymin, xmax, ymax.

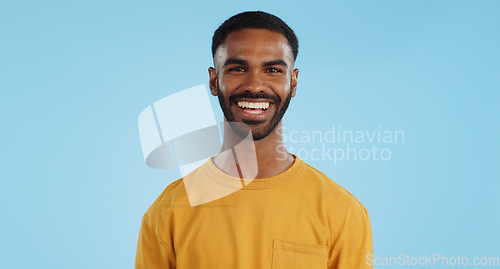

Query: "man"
<box><xmin>136</xmin><ymin>11</ymin><xmax>373</xmax><ymax>269</ymax></box>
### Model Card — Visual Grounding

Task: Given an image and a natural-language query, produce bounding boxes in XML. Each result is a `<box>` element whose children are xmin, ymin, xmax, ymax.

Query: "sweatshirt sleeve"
<box><xmin>135</xmin><ymin>215</ymin><xmax>176</xmax><ymax>269</ymax></box>
<box><xmin>328</xmin><ymin>206</ymin><xmax>373</xmax><ymax>269</ymax></box>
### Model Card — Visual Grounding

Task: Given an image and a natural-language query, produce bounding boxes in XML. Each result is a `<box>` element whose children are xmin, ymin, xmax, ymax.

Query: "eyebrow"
<box><xmin>223</xmin><ymin>58</ymin><xmax>248</xmax><ymax>67</ymax></box>
<box><xmin>223</xmin><ymin>58</ymin><xmax>288</xmax><ymax>68</ymax></box>
<box><xmin>263</xmin><ymin>59</ymin><xmax>288</xmax><ymax>68</ymax></box>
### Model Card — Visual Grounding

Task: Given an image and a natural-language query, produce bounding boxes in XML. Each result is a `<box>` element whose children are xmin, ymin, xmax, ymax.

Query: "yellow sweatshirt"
<box><xmin>136</xmin><ymin>155</ymin><xmax>373</xmax><ymax>268</ymax></box>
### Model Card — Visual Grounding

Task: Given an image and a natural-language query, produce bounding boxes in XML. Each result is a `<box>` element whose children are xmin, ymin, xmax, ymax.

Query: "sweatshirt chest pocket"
<box><xmin>271</xmin><ymin>239</ymin><xmax>327</xmax><ymax>269</ymax></box>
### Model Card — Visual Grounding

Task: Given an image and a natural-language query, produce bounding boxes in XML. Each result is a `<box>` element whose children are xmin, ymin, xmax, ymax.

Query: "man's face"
<box><xmin>209</xmin><ymin>28</ymin><xmax>299</xmax><ymax>140</ymax></box>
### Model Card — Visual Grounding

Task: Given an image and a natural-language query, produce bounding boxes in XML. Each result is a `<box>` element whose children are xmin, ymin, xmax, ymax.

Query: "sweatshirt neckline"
<box><xmin>202</xmin><ymin>154</ymin><xmax>305</xmax><ymax>190</ymax></box>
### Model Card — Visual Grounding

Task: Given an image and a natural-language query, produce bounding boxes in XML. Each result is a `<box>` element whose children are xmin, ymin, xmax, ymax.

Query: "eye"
<box><xmin>266</xmin><ymin>67</ymin><xmax>282</xmax><ymax>73</ymax></box>
<box><xmin>228</xmin><ymin>66</ymin><xmax>245</xmax><ymax>72</ymax></box>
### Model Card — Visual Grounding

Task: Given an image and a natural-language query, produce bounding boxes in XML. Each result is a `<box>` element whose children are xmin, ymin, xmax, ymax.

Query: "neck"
<box><xmin>213</xmin><ymin>121</ymin><xmax>295</xmax><ymax>179</ymax></box>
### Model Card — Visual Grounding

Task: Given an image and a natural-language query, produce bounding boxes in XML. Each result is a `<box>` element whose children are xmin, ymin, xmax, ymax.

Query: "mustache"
<box><xmin>228</xmin><ymin>92</ymin><xmax>281</xmax><ymax>104</ymax></box>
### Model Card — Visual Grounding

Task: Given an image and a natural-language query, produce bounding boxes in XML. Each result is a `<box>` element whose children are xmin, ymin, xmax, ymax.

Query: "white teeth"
<box><xmin>246</xmin><ymin>110</ymin><xmax>262</xmax><ymax>114</ymax></box>
<box><xmin>237</xmin><ymin>101</ymin><xmax>270</xmax><ymax>110</ymax></box>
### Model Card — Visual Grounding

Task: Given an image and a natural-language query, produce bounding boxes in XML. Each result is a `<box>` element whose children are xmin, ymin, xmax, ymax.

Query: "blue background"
<box><xmin>1</xmin><ymin>0</ymin><xmax>498</xmax><ymax>268</ymax></box>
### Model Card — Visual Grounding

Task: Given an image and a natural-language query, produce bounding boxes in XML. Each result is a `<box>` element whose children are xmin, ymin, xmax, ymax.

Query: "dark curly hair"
<box><xmin>212</xmin><ymin>11</ymin><xmax>299</xmax><ymax>61</ymax></box>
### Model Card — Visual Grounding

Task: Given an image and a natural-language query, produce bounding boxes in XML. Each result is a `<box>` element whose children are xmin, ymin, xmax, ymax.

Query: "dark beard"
<box><xmin>217</xmin><ymin>81</ymin><xmax>293</xmax><ymax>140</ymax></box>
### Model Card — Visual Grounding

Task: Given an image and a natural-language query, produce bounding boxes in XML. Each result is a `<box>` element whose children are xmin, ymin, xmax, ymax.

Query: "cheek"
<box><xmin>219</xmin><ymin>74</ymin><xmax>235</xmax><ymax>86</ymax></box>
<box><xmin>219</xmin><ymin>76</ymin><xmax>242</xmax><ymax>94</ymax></box>
<box><xmin>269</xmin><ymin>76</ymin><xmax>291</xmax><ymax>91</ymax></box>
<box><xmin>217</xmin><ymin>80</ymin><xmax>234</xmax><ymax>99</ymax></box>
<box><xmin>219</xmin><ymin>73</ymin><xmax>291</xmax><ymax>94</ymax></box>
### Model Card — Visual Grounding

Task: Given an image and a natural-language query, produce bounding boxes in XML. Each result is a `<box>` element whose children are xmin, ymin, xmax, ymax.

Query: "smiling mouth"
<box><xmin>236</xmin><ymin>101</ymin><xmax>271</xmax><ymax>114</ymax></box>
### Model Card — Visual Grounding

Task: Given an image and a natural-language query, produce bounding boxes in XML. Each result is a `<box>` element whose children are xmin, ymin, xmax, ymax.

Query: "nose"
<box><xmin>242</xmin><ymin>71</ymin><xmax>266</xmax><ymax>93</ymax></box>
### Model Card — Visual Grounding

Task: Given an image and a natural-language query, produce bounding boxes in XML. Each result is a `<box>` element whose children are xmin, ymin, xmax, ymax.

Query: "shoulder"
<box><xmin>142</xmin><ymin>177</ymin><xmax>189</xmax><ymax>224</ymax></box>
<box><xmin>300</xmin><ymin>161</ymin><xmax>369</xmax><ymax>217</ymax></box>
<box><xmin>299</xmin><ymin>162</ymin><xmax>371</xmax><ymax>242</ymax></box>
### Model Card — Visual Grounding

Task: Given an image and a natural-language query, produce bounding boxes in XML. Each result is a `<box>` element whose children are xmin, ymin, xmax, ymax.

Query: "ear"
<box><xmin>208</xmin><ymin>67</ymin><xmax>218</xmax><ymax>96</ymax></box>
<box><xmin>291</xmin><ymin>68</ymin><xmax>299</xmax><ymax>97</ymax></box>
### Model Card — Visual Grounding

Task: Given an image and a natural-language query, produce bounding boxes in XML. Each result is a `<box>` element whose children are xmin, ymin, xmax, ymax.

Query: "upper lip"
<box><xmin>233</xmin><ymin>98</ymin><xmax>274</xmax><ymax>104</ymax></box>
